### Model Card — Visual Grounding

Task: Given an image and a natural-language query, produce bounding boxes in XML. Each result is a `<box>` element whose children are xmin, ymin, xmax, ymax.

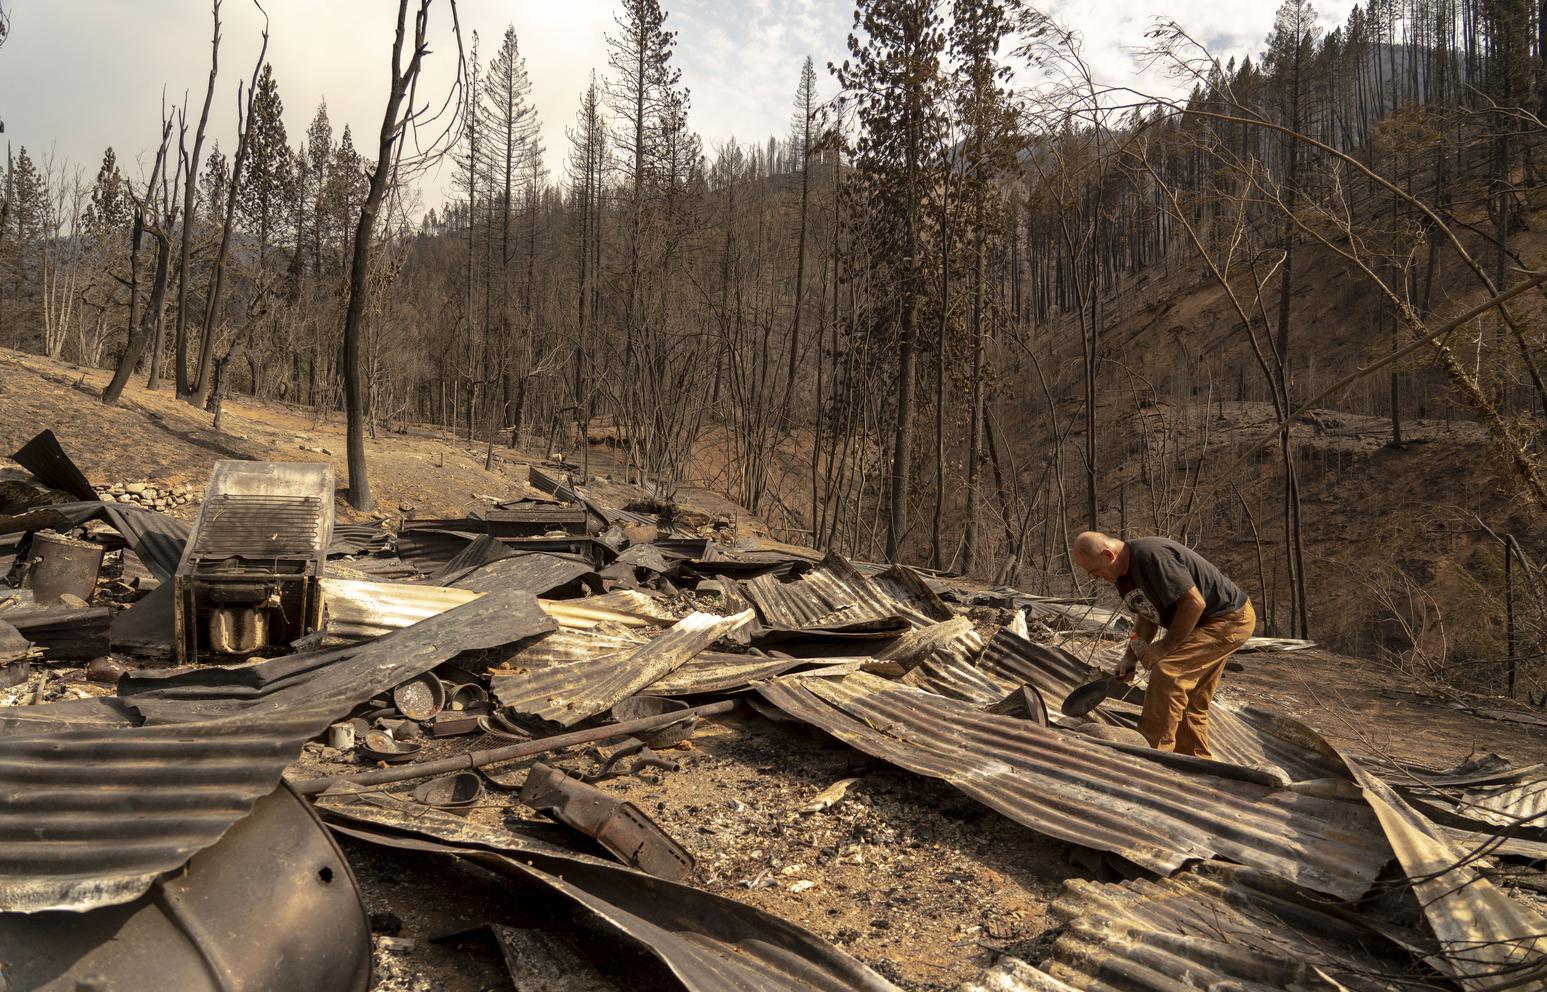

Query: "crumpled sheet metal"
<box><xmin>978</xmin><ymin>630</ymin><xmax>1345</xmax><ymax>782</ymax></box>
<box><xmin>327</xmin><ymin>521</ymin><xmax>393</xmax><ymax>557</ymax></box>
<box><xmin>963</xmin><ymin>862</ymin><xmax>1437</xmax><ymax>992</ymax></box>
<box><xmin>757</xmin><ymin>673</ymin><xmax>1391</xmax><ymax>900</ymax></box>
<box><xmin>898</xmin><ymin>651</ymin><xmax>1008</xmax><ymax>706</ymax></box>
<box><xmin>320</xmin><ymin>576</ymin><xmax>482</xmax><ymax>638</ymax></box>
<box><xmin>540</xmin><ymin>589</ymin><xmax>680</xmax><ymax>628</ymax></box>
<box><xmin>492</xmin><ymin>609</ymin><xmax>754</xmax><ymax>726</ymax></box>
<box><xmin>0</xmin><ymin>783</ymin><xmax>372</xmax><ymax>992</ymax></box>
<box><xmin>1457</xmin><ymin>777</ymin><xmax>1547</xmax><ymax>832</ymax></box>
<box><xmin>0</xmin><ymin>586</ymin><xmax>554</xmax><ymax>913</ymax></box>
<box><xmin>877</xmin><ymin>615</ymin><xmax>983</xmax><ymax>672</ymax></box>
<box><xmin>865</xmin><ymin>564</ymin><xmax>954</xmax><ymax>627</ymax></box>
<box><xmin>741</xmin><ymin>553</ymin><xmax>909</xmax><ymax>633</ymax></box>
<box><xmin>0</xmin><ymin>500</ymin><xmax>189</xmax><ymax>581</ymax></box>
<box><xmin>1344</xmin><ymin>756</ymin><xmax>1547</xmax><ymax>991</ymax></box>
<box><xmin>444</xmin><ymin>547</ymin><xmax>600</xmax><ymax>597</ymax></box>
<box><xmin>320</xmin><ymin>798</ymin><xmax>901</xmax><ymax>992</ymax></box>
<box><xmin>495</xmin><ymin>626</ymin><xmax>856</xmax><ymax>696</ymax></box>
<box><xmin>10</xmin><ymin>429</ymin><xmax>100</xmax><ymax>502</ymax></box>
<box><xmin>651</xmin><ymin>653</ymin><xmax>862</xmax><ymax>695</ymax></box>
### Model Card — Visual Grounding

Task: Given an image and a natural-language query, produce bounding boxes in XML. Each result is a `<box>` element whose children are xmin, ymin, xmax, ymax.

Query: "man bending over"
<box><xmin>1070</xmin><ymin>531</ymin><xmax>1255</xmax><ymax>758</ymax></box>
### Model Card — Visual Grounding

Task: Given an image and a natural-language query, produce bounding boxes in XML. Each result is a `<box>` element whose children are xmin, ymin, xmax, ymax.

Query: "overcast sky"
<box><xmin>0</xmin><ymin>0</ymin><xmax>1357</xmax><ymax>207</ymax></box>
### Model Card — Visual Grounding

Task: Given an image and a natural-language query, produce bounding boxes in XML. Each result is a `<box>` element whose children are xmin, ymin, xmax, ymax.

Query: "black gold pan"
<box><xmin>1061</xmin><ymin>677</ymin><xmax>1146</xmax><ymax>717</ymax></box>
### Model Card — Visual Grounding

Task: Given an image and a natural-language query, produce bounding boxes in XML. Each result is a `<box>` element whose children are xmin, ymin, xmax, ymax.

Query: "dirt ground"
<box><xmin>0</xmin><ymin>349</ymin><xmax>755</xmax><ymax>529</ymax></box>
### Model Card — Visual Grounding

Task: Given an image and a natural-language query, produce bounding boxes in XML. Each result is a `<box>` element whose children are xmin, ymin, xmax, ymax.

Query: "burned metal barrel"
<box><xmin>0</xmin><ymin>784</ymin><xmax>371</xmax><ymax>991</ymax></box>
<box><xmin>24</xmin><ymin>530</ymin><xmax>103</xmax><ymax>607</ymax></box>
<box><xmin>174</xmin><ymin>461</ymin><xmax>334</xmax><ymax>663</ymax></box>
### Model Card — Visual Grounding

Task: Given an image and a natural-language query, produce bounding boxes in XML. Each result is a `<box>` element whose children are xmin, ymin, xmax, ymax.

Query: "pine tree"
<box><xmin>837</xmin><ymin>0</ymin><xmax>948</xmax><ymax>561</ymax></box>
<box><xmin>238</xmin><ymin>63</ymin><xmax>292</xmax><ymax>276</ymax></box>
<box><xmin>305</xmin><ymin>101</ymin><xmax>333</xmax><ymax>276</ymax></box>
<box><xmin>950</xmin><ymin>0</ymin><xmax>1015</xmax><ymax>574</ymax></box>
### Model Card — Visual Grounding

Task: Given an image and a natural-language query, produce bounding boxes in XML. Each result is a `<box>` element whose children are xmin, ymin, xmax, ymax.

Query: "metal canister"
<box><xmin>327</xmin><ymin>722</ymin><xmax>356</xmax><ymax>750</ymax></box>
<box><xmin>25</xmin><ymin>530</ymin><xmax>104</xmax><ymax>607</ymax></box>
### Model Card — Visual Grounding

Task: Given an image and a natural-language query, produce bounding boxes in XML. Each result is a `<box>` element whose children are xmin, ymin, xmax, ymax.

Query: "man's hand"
<box><xmin>1115</xmin><ymin>648</ymin><xmax>1138</xmax><ymax>682</ymax></box>
<box><xmin>1137</xmin><ymin>641</ymin><xmax>1166</xmax><ymax>670</ymax></box>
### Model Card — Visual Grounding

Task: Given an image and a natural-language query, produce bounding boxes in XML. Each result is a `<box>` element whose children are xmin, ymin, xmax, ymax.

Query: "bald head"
<box><xmin>1072</xmin><ymin>531</ymin><xmax>1126</xmax><ymax>583</ymax></box>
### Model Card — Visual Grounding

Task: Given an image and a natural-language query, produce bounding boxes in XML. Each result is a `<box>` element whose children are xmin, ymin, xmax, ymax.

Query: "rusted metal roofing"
<box><xmin>962</xmin><ymin>861</ymin><xmax>1438</xmax><ymax>992</ymax></box>
<box><xmin>320</xmin><ymin>797</ymin><xmax>901</xmax><ymax>992</ymax></box>
<box><xmin>741</xmin><ymin>553</ymin><xmax>909</xmax><ymax>633</ymax></box>
<box><xmin>978</xmin><ymin>630</ymin><xmax>1345</xmax><ymax>782</ymax></box>
<box><xmin>320</xmin><ymin>577</ymin><xmax>482</xmax><ymax>639</ymax></box>
<box><xmin>491</xmin><ymin>610</ymin><xmax>755</xmax><ymax>726</ymax></box>
<box><xmin>651</xmin><ymin>653</ymin><xmax>864</xmax><ymax>695</ymax></box>
<box><xmin>757</xmin><ymin>672</ymin><xmax>1391</xmax><ymax>900</ymax></box>
<box><xmin>1344</xmin><ymin>755</ymin><xmax>1547</xmax><ymax>990</ymax></box>
<box><xmin>446</xmin><ymin>550</ymin><xmax>600</xmax><ymax>597</ymax></box>
<box><xmin>898</xmin><ymin>651</ymin><xmax>1008</xmax><ymax>705</ymax></box>
<box><xmin>867</xmin><ymin>564</ymin><xmax>955</xmax><ymax>626</ymax></box>
<box><xmin>879</xmin><ymin>616</ymin><xmax>983</xmax><ymax>669</ymax></box>
<box><xmin>0</xmin><ymin>501</ymin><xmax>189</xmax><ymax>581</ymax></box>
<box><xmin>539</xmin><ymin>589</ymin><xmax>680</xmax><ymax>628</ymax></box>
<box><xmin>0</xmin><ymin>587</ymin><xmax>554</xmax><ymax>913</ymax></box>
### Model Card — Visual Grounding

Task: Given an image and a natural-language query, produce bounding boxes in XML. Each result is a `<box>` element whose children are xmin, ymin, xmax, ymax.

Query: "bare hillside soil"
<box><xmin>0</xmin><ymin>348</ymin><xmax>756</xmax><ymax>530</ymax></box>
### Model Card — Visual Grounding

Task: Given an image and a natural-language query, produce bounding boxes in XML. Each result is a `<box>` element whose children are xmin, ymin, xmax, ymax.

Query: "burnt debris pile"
<box><xmin>0</xmin><ymin>430</ymin><xmax>1544</xmax><ymax>992</ymax></box>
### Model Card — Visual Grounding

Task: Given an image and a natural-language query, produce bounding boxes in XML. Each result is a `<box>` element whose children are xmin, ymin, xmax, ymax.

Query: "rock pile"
<box><xmin>95</xmin><ymin>482</ymin><xmax>194</xmax><ymax>510</ymax></box>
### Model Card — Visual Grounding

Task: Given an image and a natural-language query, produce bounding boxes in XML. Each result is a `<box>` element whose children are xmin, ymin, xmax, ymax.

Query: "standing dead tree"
<box><xmin>189</xmin><ymin>10</ymin><xmax>269</xmax><ymax>409</ymax></box>
<box><xmin>103</xmin><ymin>111</ymin><xmax>181</xmax><ymax>405</ymax></box>
<box><xmin>342</xmin><ymin>0</ymin><xmax>466</xmax><ymax>510</ymax></box>
<box><xmin>168</xmin><ymin>0</ymin><xmax>221</xmax><ymax>396</ymax></box>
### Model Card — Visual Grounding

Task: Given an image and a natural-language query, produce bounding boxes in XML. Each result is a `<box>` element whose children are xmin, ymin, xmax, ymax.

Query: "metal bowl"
<box><xmin>359</xmin><ymin>730</ymin><xmax>422</xmax><ymax>764</ymax></box>
<box><xmin>409</xmin><ymin>772</ymin><xmax>485</xmax><ymax>815</ymax></box>
<box><xmin>611</xmin><ymin>695</ymin><xmax>697</xmax><ymax>747</ymax></box>
<box><xmin>391</xmin><ymin>674</ymin><xmax>445</xmax><ymax>721</ymax></box>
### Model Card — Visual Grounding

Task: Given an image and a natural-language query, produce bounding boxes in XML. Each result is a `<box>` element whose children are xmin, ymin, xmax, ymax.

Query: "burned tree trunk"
<box><xmin>342</xmin><ymin>0</ymin><xmax>447</xmax><ymax>511</ymax></box>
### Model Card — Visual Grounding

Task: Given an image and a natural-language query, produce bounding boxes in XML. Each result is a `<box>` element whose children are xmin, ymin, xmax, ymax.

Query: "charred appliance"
<box><xmin>175</xmin><ymin>461</ymin><xmax>334</xmax><ymax>662</ymax></box>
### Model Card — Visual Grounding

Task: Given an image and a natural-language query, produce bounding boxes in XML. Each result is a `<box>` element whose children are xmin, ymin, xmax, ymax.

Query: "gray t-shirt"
<box><xmin>1115</xmin><ymin>537</ymin><xmax>1246</xmax><ymax>628</ymax></box>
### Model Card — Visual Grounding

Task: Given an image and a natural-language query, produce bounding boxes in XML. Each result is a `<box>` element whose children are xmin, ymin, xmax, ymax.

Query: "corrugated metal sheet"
<box><xmin>1344</xmin><ymin>755</ymin><xmax>1547</xmax><ymax>990</ymax></box>
<box><xmin>963</xmin><ymin>861</ymin><xmax>1438</xmax><ymax>992</ymax></box>
<box><xmin>741</xmin><ymin>553</ymin><xmax>909</xmax><ymax>633</ymax></box>
<box><xmin>978</xmin><ymin>631</ymin><xmax>1345</xmax><ymax>782</ymax></box>
<box><xmin>320</xmin><ymin>798</ymin><xmax>901</xmax><ymax>992</ymax></box>
<box><xmin>540</xmin><ymin>590</ymin><xmax>681</xmax><ymax>629</ymax></box>
<box><xmin>651</xmin><ymin>653</ymin><xmax>864</xmax><ymax>695</ymax></box>
<box><xmin>867</xmin><ymin>564</ymin><xmax>955</xmax><ymax>626</ymax></box>
<box><xmin>757</xmin><ymin>672</ymin><xmax>1391</xmax><ymax>900</ymax></box>
<box><xmin>1459</xmin><ymin>777</ymin><xmax>1547</xmax><ymax>831</ymax></box>
<box><xmin>446</xmin><ymin>549</ymin><xmax>599</xmax><ymax>597</ymax></box>
<box><xmin>898</xmin><ymin>652</ymin><xmax>1008</xmax><ymax>705</ymax></box>
<box><xmin>320</xmin><ymin>577</ymin><xmax>481</xmax><ymax>639</ymax></box>
<box><xmin>327</xmin><ymin>521</ymin><xmax>392</xmax><ymax>557</ymax></box>
<box><xmin>878</xmin><ymin>616</ymin><xmax>983</xmax><ymax>670</ymax></box>
<box><xmin>0</xmin><ymin>501</ymin><xmax>189</xmax><ymax>581</ymax></box>
<box><xmin>491</xmin><ymin>610</ymin><xmax>755</xmax><ymax>726</ymax></box>
<box><xmin>526</xmin><ymin>465</ymin><xmax>655</xmax><ymax>530</ymax></box>
<box><xmin>0</xmin><ymin>586</ymin><xmax>555</xmax><ymax>913</ymax></box>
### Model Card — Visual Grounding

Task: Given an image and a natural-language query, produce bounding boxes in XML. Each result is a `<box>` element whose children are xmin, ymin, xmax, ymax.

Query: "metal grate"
<box><xmin>191</xmin><ymin>494</ymin><xmax>325</xmax><ymax>556</ymax></box>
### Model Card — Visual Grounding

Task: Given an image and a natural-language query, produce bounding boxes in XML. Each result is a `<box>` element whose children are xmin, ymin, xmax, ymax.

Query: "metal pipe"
<box><xmin>292</xmin><ymin>699</ymin><xmax>737</xmax><ymax>796</ymax></box>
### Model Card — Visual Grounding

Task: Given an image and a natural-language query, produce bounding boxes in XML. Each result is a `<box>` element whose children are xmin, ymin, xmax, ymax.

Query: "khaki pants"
<box><xmin>1137</xmin><ymin>600</ymin><xmax>1255</xmax><ymax>758</ymax></box>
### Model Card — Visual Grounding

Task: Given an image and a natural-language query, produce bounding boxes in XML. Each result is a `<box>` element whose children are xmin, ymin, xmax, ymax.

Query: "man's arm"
<box><xmin>1138</xmin><ymin>587</ymin><xmax>1205</xmax><ymax>668</ymax></box>
<box><xmin>1115</xmin><ymin>616</ymin><xmax>1158</xmax><ymax>680</ymax></box>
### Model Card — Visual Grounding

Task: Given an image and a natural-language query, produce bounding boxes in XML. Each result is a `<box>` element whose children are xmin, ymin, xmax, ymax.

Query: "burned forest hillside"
<box><xmin>4</xmin><ymin>0</ymin><xmax>1547</xmax><ymax>989</ymax></box>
